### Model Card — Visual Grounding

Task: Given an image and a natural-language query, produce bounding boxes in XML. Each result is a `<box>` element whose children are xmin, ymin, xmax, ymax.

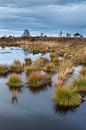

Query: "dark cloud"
<box><xmin>0</xmin><ymin>0</ymin><xmax>86</xmax><ymax>36</ymax></box>
<box><xmin>0</xmin><ymin>0</ymin><xmax>85</xmax><ymax>7</ymax></box>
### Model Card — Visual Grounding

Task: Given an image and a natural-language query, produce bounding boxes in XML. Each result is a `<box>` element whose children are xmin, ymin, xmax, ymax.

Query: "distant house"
<box><xmin>73</xmin><ymin>33</ymin><xmax>83</xmax><ymax>37</ymax></box>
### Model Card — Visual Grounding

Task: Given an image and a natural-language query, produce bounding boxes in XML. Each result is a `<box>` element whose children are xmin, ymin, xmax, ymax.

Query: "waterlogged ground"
<box><xmin>0</xmin><ymin>47</ymin><xmax>50</xmax><ymax>64</ymax></box>
<box><xmin>0</xmin><ymin>47</ymin><xmax>86</xmax><ymax>130</ymax></box>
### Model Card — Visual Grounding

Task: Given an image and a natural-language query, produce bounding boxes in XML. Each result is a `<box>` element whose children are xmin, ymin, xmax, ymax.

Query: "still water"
<box><xmin>0</xmin><ymin>47</ymin><xmax>50</xmax><ymax>64</ymax></box>
<box><xmin>0</xmin><ymin>47</ymin><xmax>85</xmax><ymax>130</ymax></box>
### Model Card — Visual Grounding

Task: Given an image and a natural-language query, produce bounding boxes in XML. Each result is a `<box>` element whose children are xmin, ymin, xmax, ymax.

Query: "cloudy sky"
<box><xmin>0</xmin><ymin>0</ymin><xmax>86</xmax><ymax>36</ymax></box>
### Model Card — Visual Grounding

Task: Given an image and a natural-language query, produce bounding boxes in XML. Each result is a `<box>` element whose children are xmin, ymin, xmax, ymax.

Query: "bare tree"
<box><xmin>22</xmin><ymin>29</ymin><xmax>31</xmax><ymax>37</ymax></box>
<box><xmin>66</xmin><ymin>33</ymin><xmax>71</xmax><ymax>37</ymax></box>
<box><xmin>40</xmin><ymin>32</ymin><xmax>44</xmax><ymax>37</ymax></box>
<box><xmin>59</xmin><ymin>30</ymin><xmax>63</xmax><ymax>37</ymax></box>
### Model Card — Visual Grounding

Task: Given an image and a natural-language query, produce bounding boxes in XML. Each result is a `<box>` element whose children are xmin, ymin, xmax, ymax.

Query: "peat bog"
<box><xmin>0</xmin><ymin>46</ymin><xmax>86</xmax><ymax>130</ymax></box>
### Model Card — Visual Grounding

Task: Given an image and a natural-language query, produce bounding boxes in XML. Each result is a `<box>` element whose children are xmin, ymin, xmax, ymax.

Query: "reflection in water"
<box><xmin>0</xmin><ymin>47</ymin><xmax>85</xmax><ymax>130</ymax></box>
<box><xmin>23</xmin><ymin>49</ymin><xmax>29</xmax><ymax>56</ymax></box>
<box><xmin>54</xmin><ymin>104</ymin><xmax>79</xmax><ymax>116</ymax></box>
<box><xmin>0</xmin><ymin>47</ymin><xmax>50</xmax><ymax>64</ymax></box>
<box><xmin>11</xmin><ymin>89</ymin><xmax>19</xmax><ymax>104</ymax></box>
<box><xmin>28</xmin><ymin>84</ymin><xmax>51</xmax><ymax>94</ymax></box>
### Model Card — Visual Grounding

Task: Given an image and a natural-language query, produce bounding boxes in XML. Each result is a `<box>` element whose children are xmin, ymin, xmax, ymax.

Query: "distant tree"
<box><xmin>66</xmin><ymin>33</ymin><xmax>71</xmax><ymax>37</ymax></box>
<box><xmin>40</xmin><ymin>32</ymin><xmax>44</xmax><ymax>37</ymax></box>
<box><xmin>22</xmin><ymin>29</ymin><xmax>31</xmax><ymax>37</ymax></box>
<box><xmin>1</xmin><ymin>35</ymin><xmax>7</xmax><ymax>39</ymax></box>
<box><xmin>73</xmin><ymin>33</ymin><xmax>83</xmax><ymax>37</ymax></box>
<box><xmin>44</xmin><ymin>35</ymin><xmax>47</xmax><ymax>38</ymax></box>
<box><xmin>59</xmin><ymin>30</ymin><xmax>63</xmax><ymax>37</ymax></box>
<box><xmin>8</xmin><ymin>35</ymin><xmax>13</xmax><ymax>38</ymax></box>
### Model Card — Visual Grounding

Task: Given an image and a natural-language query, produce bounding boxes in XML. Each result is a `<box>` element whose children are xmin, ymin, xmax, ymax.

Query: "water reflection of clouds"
<box><xmin>0</xmin><ymin>47</ymin><xmax>50</xmax><ymax>65</ymax></box>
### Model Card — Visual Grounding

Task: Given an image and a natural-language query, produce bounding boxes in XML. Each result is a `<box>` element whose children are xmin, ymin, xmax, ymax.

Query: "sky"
<box><xmin>0</xmin><ymin>0</ymin><xmax>86</xmax><ymax>36</ymax></box>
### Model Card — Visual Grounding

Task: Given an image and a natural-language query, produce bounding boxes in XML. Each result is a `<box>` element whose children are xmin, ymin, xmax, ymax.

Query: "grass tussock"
<box><xmin>72</xmin><ymin>76</ymin><xmax>86</xmax><ymax>93</ymax></box>
<box><xmin>24</xmin><ymin>65</ymin><xmax>39</xmax><ymax>74</ymax></box>
<box><xmin>73</xmin><ymin>48</ymin><xmax>86</xmax><ymax>65</ymax></box>
<box><xmin>28</xmin><ymin>71</ymin><xmax>51</xmax><ymax>88</ymax></box>
<box><xmin>10</xmin><ymin>60</ymin><xmax>22</xmax><ymax>73</ymax></box>
<box><xmin>7</xmin><ymin>73</ymin><xmax>23</xmax><ymax>89</ymax></box>
<box><xmin>80</xmin><ymin>66</ymin><xmax>86</xmax><ymax>76</ymax></box>
<box><xmin>43</xmin><ymin>62</ymin><xmax>56</xmax><ymax>73</ymax></box>
<box><xmin>32</xmin><ymin>57</ymin><xmax>49</xmax><ymax>69</ymax></box>
<box><xmin>56</xmin><ymin>60</ymin><xmax>73</xmax><ymax>86</ymax></box>
<box><xmin>24</xmin><ymin>58</ymin><xmax>32</xmax><ymax>66</ymax></box>
<box><xmin>0</xmin><ymin>65</ymin><xmax>8</xmax><ymax>76</ymax></box>
<box><xmin>50</xmin><ymin>52</ymin><xmax>59</xmax><ymax>65</ymax></box>
<box><xmin>53</xmin><ymin>87</ymin><xmax>82</xmax><ymax>107</ymax></box>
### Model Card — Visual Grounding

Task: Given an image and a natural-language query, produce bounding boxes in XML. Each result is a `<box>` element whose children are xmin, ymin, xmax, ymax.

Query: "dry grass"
<box><xmin>56</xmin><ymin>60</ymin><xmax>73</xmax><ymax>86</ymax></box>
<box><xmin>7</xmin><ymin>73</ymin><xmax>23</xmax><ymax>89</ymax></box>
<box><xmin>53</xmin><ymin>87</ymin><xmax>82</xmax><ymax>107</ymax></box>
<box><xmin>28</xmin><ymin>71</ymin><xmax>51</xmax><ymax>88</ymax></box>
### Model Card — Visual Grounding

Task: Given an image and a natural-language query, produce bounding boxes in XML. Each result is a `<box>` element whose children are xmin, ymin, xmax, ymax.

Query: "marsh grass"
<box><xmin>0</xmin><ymin>65</ymin><xmax>9</xmax><ymax>76</ymax></box>
<box><xmin>56</xmin><ymin>60</ymin><xmax>73</xmax><ymax>86</ymax></box>
<box><xmin>53</xmin><ymin>87</ymin><xmax>82</xmax><ymax>107</ymax></box>
<box><xmin>43</xmin><ymin>62</ymin><xmax>56</xmax><ymax>73</ymax></box>
<box><xmin>32</xmin><ymin>57</ymin><xmax>49</xmax><ymax>69</ymax></box>
<box><xmin>81</xmin><ymin>66</ymin><xmax>86</xmax><ymax>76</ymax></box>
<box><xmin>7</xmin><ymin>73</ymin><xmax>23</xmax><ymax>89</ymax></box>
<box><xmin>10</xmin><ymin>60</ymin><xmax>22</xmax><ymax>73</ymax></box>
<box><xmin>14</xmin><ymin>60</ymin><xmax>21</xmax><ymax>66</ymax></box>
<box><xmin>24</xmin><ymin>58</ymin><xmax>32</xmax><ymax>66</ymax></box>
<box><xmin>72</xmin><ymin>76</ymin><xmax>86</xmax><ymax>93</ymax></box>
<box><xmin>28</xmin><ymin>71</ymin><xmax>51</xmax><ymax>88</ymax></box>
<box><xmin>50</xmin><ymin>52</ymin><xmax>59</xmax><ymax>65</ymax></box>
<box><xmin>24</xmin><ymin>66</ymin><xmax>39</xmax><ymax>74</ymax></box>
<box><xmin>73</xmin><ymin>48</ymin><xmax>86</xmax><ymax>65</ymax></box>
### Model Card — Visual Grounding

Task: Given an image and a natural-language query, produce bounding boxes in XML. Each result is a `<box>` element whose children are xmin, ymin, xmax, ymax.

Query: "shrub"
<box><xmin>0</xmin><ymin>65</ymin><xmax>8</xmax><ymax>76</ymax></box>
<box><xmin>53</xmin><ymin>87</ymin><xmax>82</xmax><ymax>107</ymax></box>
<box><xmin>28</xmin><ymin>71</ymin><xmax>51</xmax><ymax>88</ymax></box>
<box><xmin>7</xmin><ymin>73</ymin><xmax>23</xmax><ymax>89</ymax></box>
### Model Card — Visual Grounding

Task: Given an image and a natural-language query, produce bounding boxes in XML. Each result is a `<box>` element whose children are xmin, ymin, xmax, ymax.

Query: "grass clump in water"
<box><xmin>43</xmin><ymin>62</ymin><xmax>56</xmax><ymax>73</ymax></box>
<box><xmin>0</xmin><ymin>65</ymin><xmax>8</xmax><ymax>76</ymax></box>
<box><xmin>24</xmin><ymin>58</ymin><xmax>32</xmax><ymax>66</ymax></box>
<box><xmin>53</xmin><ymin>87</ymin><xmax>82</xmax><ymax>107</ymax></box>
<box><xmin>28</xmin><ymin>71</ymin><xmax>51</xmax><ymax>88</ymax></box>
<box><xmin>73</xmin><ymin>48</ymin><xmax>86</xmax><ymax>65</ymax></box>
<box><xmin>50</xmin><ymin>52</ymin><xmax>59</xmax><ymax>65</ymax></box>
<box><xmin>10</xmin><ymin>60</ymin><xmax>22</xmax><ymax>73</ymax></box>
<box><xmin>24</xmin><ymin>66</ymin><xmax>39</xmax><ymax>75</ymax></box>
<box><xmin>72</xmin><ymin>76</ymin><xmax>86</xmax><ymax>93</ymax></box>
<box><xmin>33</xmin><ymin>57</ymin><xmax>49</xmax><ymax>69</ymax></box>
<box><xmin>7</xmin><ymin>73</ymin><xmax>23</xmax><ymax>89</ymax></box>
<box><xmin>56</xmin><ymin>60</ymin><xmax>73</xmax><ymax>86</ymax></box>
